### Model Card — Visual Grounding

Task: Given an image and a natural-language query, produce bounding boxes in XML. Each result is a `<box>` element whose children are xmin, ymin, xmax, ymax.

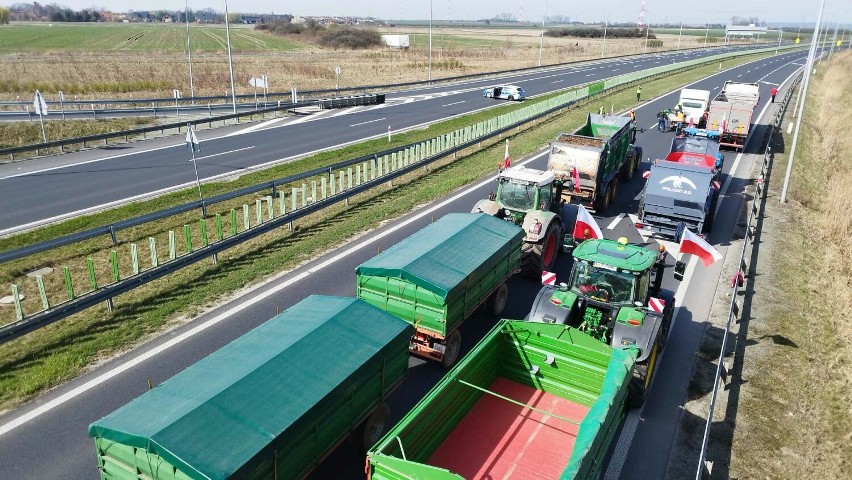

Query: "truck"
<box><xmin>381</xmin><ymin>34</ymin><xmax>410</xmax><ymax>49</ymax></box>
<box><xmin>88</xmin><ymin>295</ymin><xmax>414</xmax><ymax>480</ymax></box>
<box><xmin>666</xmin><ymin>88</ymin><xmax>711</xmax><ymax>129</ymax></box>
<box><xmin>526</xmin><ymin>237</ymin><xmax>676</xmax><ymax>406</ymax></box>
<box><xmin>707</xmin><ymin>81</ymin><xmax>760</xmax><ymax>149</ymax></box>
<box><xmin>547</xmin><ymin>113</ymin><xmax>642</xmax><ymax>211</ymax></box>
<box><xmin>356</xmin><ymin>213</ymin><xmax>523</xmax><ymax>368</ymax></box>
<box><xmin>366</xmin><ymin>320</ymin><xmax>639</xmax><ymax>480</ymax></box>
<box><xmin>471</xmin><ymin>166</ymin><xmax>569</xmax><ymax>276</ymax></box>
<box><xmin>636</xmin><ymin>130</ymin><xmax>724</xmax><ymax>237</ymax></box>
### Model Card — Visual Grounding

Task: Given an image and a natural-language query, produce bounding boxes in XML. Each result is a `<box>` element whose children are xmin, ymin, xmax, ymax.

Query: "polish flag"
<box><xmin>573</xmin><ymin>205</ymin><xmax>603</xmax><ymax>240</ymax></box>
<box><xmin>503</xmin><ymin>140</ymin><xmax>511</xmax><ymax>169</ymax></box>
<box><xmin>680</xmin><ymin>228</ymin><xmax>723</xmax><ymax>266</ymax></box>
<box><xmin>572</xmin><ymin>164</ymin><xmax>581</xmax><ymax>193</ymax></box>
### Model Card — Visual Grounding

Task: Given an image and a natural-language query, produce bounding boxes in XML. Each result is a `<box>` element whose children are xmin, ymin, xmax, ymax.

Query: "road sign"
<box><xmin>33</xmin><ymin>90</ymin><xmax>48</xmax><ymax>115</ymax></box>
<box><xmin>249</xmin><ymin>77</ymin><xmax>268</xmax><ymax>88</ymax></box>
<box><xmin>335</xmin><ymin>65</ymin><xmax>341</xmax><ymax>76</ymax></box>
<box><xmin>173</xmin><ymin>89</ymin><xmax>181</xmax><ymax>99</ymax></box>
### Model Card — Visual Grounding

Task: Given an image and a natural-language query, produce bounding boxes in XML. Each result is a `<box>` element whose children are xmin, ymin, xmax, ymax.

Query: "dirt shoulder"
<box><xmin>666</xmin><ymin>50</ymin><xmax>852</xmax><ymax>479</ymax></box>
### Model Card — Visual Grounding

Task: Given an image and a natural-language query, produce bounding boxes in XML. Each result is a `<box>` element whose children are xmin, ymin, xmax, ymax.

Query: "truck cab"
<box><xmin>668</xmin><ymin>88</ymin><xmax>711</xmax><ymax>128</ymax></box>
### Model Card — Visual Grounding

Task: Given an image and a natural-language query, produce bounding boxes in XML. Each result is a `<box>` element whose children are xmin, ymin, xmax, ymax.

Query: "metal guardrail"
<box><xmin>693</xmin><ymin>69</ymin><xmax>804</xmax><ymax>479</ymax></box>
<box><xmin>0</xmin><ymin>44</ymin><xmax>805</xmax><ymax>345</ymax></box>
<box><xmin>0</xmin><ymin>43</ymin><xmax>775</xmax><ymax>111</ymax></box>
<box><xmin>0</xmin><ymin>93</ymin><xmax>385</xmax><ymax>160</ymax></box>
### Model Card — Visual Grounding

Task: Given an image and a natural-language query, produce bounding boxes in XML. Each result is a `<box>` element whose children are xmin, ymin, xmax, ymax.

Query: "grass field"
<box><xmin>0</xmin><ymin>51</ymin><xmax>775</xmax><ymax>413</ymax></box>
<box><xmin>0</xmin><ymin>23</ymin><xmax>304</xmax><ymax>53</ymax></box>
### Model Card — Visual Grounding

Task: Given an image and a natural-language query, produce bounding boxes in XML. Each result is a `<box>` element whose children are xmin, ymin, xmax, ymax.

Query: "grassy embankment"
<box><xmin>727</xmin><ymin>50</ymin><xmax>852</xmax><ymax>478</ymax></box>
<box><xmin>0</xmin><ymin>51</ymin><xmax>776</xmax><ymax>413</ymax></box>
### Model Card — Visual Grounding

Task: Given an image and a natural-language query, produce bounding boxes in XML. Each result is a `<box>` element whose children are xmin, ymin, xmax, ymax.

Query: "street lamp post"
<box><xmin>776</xmin><ymin>28</ymin><xmax>782</xmax><ymax>54</ymax></box>
<box><xmin>704</xmin><ymin>18</ymin><xmax>710</xmax><ymax>49</ymax></box>
<box><xmin>677</xmin><ymin>20</ymin><xmax>683</xmax><ymax>49</ymax></box>
<box><xmin>780</xmin><ymin>0</ymin><xmax>826</xmax><ymax>204</ymax></box>
<box><xmin>428</xmin><ymin>0</ymin><xmax>433</xmax><ymax>81</ymax></box>
<box><xmin>184</xmin><ymin>0</ymin><xmax>195</xmax><ymax>103</ymax></box>
<box><xmin>601</xmin><ymin>14</ymin><xmax>608</xmax><ymax>58</ymax></box>
<box><xmin>538</xmin><ymin>0</ymin><xmax>547</xmax><ymax>67</ymax></box>
<box><xmin>643</xmin><ymin>16</ymin><xmax>650</xmax><ymax>54</ymax></box>
<box><xmin>223</xmin><ymin>0</ymin><xmax>238</xmax><ymax>115</ymax></box>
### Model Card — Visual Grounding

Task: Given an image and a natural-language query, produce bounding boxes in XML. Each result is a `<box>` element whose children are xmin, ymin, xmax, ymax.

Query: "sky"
<box><xmin>17</xmin><ymin>0</ymin><xmax>852</xmax><ymax>26</ymax></box>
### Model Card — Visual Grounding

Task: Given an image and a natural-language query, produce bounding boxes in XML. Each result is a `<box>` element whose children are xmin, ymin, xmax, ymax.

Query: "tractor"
<box><xmin>472</xmin><ymin>166</ymin><xmax>570</xmax><ymax>277</ymax></box>
<box><xmin>526</xmin><ymin>237</ymin><xmax>677</xmax><ymax>407</ymax></box>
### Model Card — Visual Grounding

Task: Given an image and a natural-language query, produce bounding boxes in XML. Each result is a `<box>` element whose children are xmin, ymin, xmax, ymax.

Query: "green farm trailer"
<box><xmin>547</xmin><ymin>113</ymin><xmax>641</xmax><ymax>211</ymax></box>
<box><xmin>367</xmin><ymin>320</ymin><xmax>638</xmax><ymax>480</ymax></box>
<box><xmin>88</xmin><ymin>296</ymin><xmax>413</xmax><ymax>480</ymax></box>
<box><xmin>356</xmin><ymin>213</ymin><xmax>523</xmax><ymax>368</ymax></box>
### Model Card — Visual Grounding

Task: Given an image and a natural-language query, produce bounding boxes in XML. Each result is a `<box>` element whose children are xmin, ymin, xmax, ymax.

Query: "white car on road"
<box><xmin>482</xmin><ymin>85</ymin><xmax>525</xmax><ymax>101</ymax></box>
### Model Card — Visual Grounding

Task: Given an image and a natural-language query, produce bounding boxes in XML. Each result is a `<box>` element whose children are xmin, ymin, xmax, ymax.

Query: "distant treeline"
<box><xmin>257</xmin><ymin>21</ymin><xmax>383</xmax><ymax>49</ymax></box>
<box><xmin>545</xmin><ymin>27</ymin><xmax>656</xmax><ymax>39</ymax></box>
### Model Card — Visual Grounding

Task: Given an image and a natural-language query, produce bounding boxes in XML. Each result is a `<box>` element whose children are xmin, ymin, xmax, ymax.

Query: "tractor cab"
<box><xmin>493</xmin><ymin>166</ymin><xmax>558</xmax><ymax>221</ymax></box>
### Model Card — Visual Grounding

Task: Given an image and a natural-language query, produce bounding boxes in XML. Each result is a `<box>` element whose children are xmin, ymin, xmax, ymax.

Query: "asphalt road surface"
<box><xmin>0</xmin><ymin>44</ymin><xmax>789</xmax><ymax>234</ymax></box>
<box><xmin>0</xmin><ymin>46</ymin><xmax>818</xmax><ymax>479</ymax></box>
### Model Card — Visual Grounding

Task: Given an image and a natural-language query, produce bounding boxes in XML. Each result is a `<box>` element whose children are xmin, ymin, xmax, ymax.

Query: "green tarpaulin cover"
<box><xmin>356</xmin><ymin>213</ymin><xmax>523</xmax><ymax>300</ymax></box>
<box><xmin>88</xmin><ymin>296</ymin><xmax>412</xmax><ymax>480</ymax></box>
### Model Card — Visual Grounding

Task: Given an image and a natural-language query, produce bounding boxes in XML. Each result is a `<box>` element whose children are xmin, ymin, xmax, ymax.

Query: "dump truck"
<box><xmin>707</xmin><ymin>81</ymin><xmax>760</xmax><ymax>149</ymax></box>
<box><xmin>366</xmin><ymin>320</ymin><xmax>638</xmax><ymax>480</ymax></box>
<box><xmin>89</xmin><ymin>296</ymin><xmax>413</xmax><ymax>480</ymax></box>
<box><xmin>472</xmin><ymin>166</ymin><xmax>570</xmax><ymax>277</ymax></box>
<box><xmin>547</xmin><ymin>113</ymin><xmax>642</xmax><ymax>211</ymax></box>
<box><xmin>667</xmin><ymin>88</ymin><xmax>711</xmax><ymax>129</ymax></box>
<box><xmin>527</xmin><ymin>238</ymin><xmax>675</xmax><ymax>406</ymax></box>
<box><xmin>357</xmin><ymin>213</ymin><xmax>523</xmax><ymax>368</ymax></box>
<box><xmin>636</xmin><ymin>131</ymin><xmax>724</xmax><ymax>236</ymax></box>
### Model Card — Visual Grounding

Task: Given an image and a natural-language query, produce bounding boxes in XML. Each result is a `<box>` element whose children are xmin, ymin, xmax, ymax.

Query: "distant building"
<box><xmin>291</xmin><ymin>16</ymin><xmax>306</xmax><ymax>24</ymax></box>
<box><xmin>241</xmin><ymin>15</ymin><xmax>264</xmax><ymax>24</ymax></box>
<box><xmin>195</xmin><ymin>11</ymin><xmax>218</xmax><ymax>23</ymax></box>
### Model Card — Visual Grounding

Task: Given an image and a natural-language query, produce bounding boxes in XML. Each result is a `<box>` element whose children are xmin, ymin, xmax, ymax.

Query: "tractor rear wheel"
<box><xmin>520</xmin><ymin>223</ymin><xmax>560</xmax><ymax>277</ymax></box>
<box><xmin>627</xmin><ymin>340</ymin><xmax>660</xmax><ymax>408</ymax></box>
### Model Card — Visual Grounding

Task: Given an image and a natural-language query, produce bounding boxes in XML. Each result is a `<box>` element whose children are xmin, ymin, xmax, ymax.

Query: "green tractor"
<box><xmin>526</xmin><ymin>237</ymin><xmax>677</xmax><ymax>407</ymax></box>
<box><xmin>472</xmin><ymin>166</ymin><xmax>570</xmax><ymax>277</ymax></box>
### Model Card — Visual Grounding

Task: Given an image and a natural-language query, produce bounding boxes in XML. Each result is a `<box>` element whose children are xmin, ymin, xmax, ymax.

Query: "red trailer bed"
<box><xmin>428</xmin><ymin>377</ymin><xmax>589</xmax><ymax>479</ymax></box>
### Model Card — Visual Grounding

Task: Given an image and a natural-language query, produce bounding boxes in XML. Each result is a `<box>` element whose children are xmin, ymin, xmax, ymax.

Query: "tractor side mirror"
<box><xmin>673</xmin><ymin>261</ymin><xmax>687</xmax><ymax>281</ymax></box>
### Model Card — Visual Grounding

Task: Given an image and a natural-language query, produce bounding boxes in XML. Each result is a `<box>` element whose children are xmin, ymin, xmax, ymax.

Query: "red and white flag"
<box><xmin>542</xmin><ymin>271</ymin><xmax>556</xmax><ymax>286</ymax></box>
<box><xmin>503</xmin><ymin>139</ymin><xmax>511</xmax><ymax>169</ymax></box>
<box><xmin>680</xmin><ymin>228</ymin><xmax>723</xmax><ymax>266</ymax></box>
<box><xmin>572</xmin><ymin>164</ymin><xmax>581</xmax><ymax>193</ymax></box>
<box><xmin>573</xmin><ymin>205</ymin><xmax>603</xmax><ymax>240</ymax></box>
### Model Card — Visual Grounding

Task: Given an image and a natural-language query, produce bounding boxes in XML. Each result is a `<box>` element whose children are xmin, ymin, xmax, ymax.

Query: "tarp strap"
<box><xmin>456</xmin><ymin>379</ymin><xmax>581</xmax><ymax>426</ymax></box>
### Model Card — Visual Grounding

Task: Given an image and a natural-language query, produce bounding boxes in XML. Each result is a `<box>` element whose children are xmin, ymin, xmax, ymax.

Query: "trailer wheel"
<box><xmin>703</xmin><ymin>193</ymin><xmax>719</xmax><ymax>233</ymax></box>
<box><xmin>441</xmin><ymin>331</ymin><xmax>462</xmax><ymax>369</ymax></box>
<box><xmin>489</xmin><ymin>283</ymin><xmax>509</xmax><ymax>317</ymax></box>
<box><xmin>596</xmin><ymin>182</ymin><xmax>615</xmax><ymax>213</ymax></box>
<box><xmin>361</xmin><ymin>402</ymin><xmax>391</xmax><ymax>450</ymax></box>
<box><xmin>620</xmin><ymin>149</ymin><xmax>639</xmax><ymax>181</ymax></box>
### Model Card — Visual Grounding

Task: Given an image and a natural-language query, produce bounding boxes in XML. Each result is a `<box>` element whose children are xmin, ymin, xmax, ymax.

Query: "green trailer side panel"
<box><xmin>356</xmin><ymin>213</ymin><xmax>522</xmax><ymax>336</ymax></box>
<box><xmin>368</xmin><ymin>321</ymin><xmax>628</xmax><ymax>479</ymax></box>
<box><xmin>562</xmin><ymin>347</ymin><xmax>638</xmax><ymax>480</ymax></box>
<box><xmin>89</xmin><ymin>296</ymin><xmax>413</xmax><ymax>480</ymax></box>
<box><xmin>369</xmin><ymin>454</ymin><xmax>464</xmax><ymax>480</ymax></box>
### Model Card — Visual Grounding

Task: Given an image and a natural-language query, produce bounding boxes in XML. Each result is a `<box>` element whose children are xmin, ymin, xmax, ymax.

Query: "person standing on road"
<box><xmin>657</xmin><ymin>112</ymin><xmax>667</xmax><ymax>132</ymax></box>
<box><xmin>770</xmin><ymin>86</ymin><xmax>778</xmax><ymax>103</ymax></box>
<box><xmin>636</xmin><ymin>85</ymin><xmax>642</xmax><ymax>101</ymax></box>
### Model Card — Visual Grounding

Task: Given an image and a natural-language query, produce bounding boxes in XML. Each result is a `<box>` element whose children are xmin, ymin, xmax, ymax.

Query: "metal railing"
<box><xmin>0</xmin><ymin>44</ymin><xmax>804</xmax><ymax>345</ymax></box>
<box><xmin>0</xmin><ymin>93</ymin><xmax>385</xmax><ymax>160</ymax></box>
<box><xmin>693</xmin><ymin>69</ymin><xmax>804</xmax><ymax>479</ymax></box>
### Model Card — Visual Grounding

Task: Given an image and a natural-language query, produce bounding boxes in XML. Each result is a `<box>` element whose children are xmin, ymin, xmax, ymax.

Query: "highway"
<box><xmin>0</xmin><ymin>47</ymin><xmax>810</xmax><ymax>479</ymax></box>
<box><xmin>0</xmin><ymin>44</ymin><xmax>787</xmax><ymax>234</ymax></box>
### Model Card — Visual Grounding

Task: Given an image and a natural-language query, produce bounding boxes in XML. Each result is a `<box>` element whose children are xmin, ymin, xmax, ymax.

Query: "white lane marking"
<box><xmin>586</xmin><ymin>73</ymin><xmax>594</xmax><ymax>76</ymax></box>
<box><xmin>759</xmin><ymin>81</ymin><xmax>778</xmax><ymax>86</ymax></box>
<box><xmin>552</xmin><ymin>80</ymin><xmax>564</xmax><ymax>83</ymax></box>
<box><xmin>349</xmin><ymin>117</ymin><xmax>387</xmax><ymax>127</ymax></box>
<box><xmin>442</xmin><ymin>100</ymin><xmax>466</xmax><ymax>107</ymax></box>
<box><xmin>193</xmin><ymin>146</ymin><xmax>254</xmax><ymax>161</ymax></box>
<box><xmin>607</xmin><ymin>213</ymin><xmax>625</xmax><ymax>230</ymax></box>
<box><xmin>0</xmin><ymin>148</ymin><xmax>551</xmax><ymax>437</ymax></box>
<box><xmin>229</xmin><ymin>117</ymin><xmax>285</xmax><ymax>136</ymax></box>
<box><xmin>648</xmin><ymin>120</ymin><xmax>660</xmax><ymax>128</ymax></box>
<box><xmin>737</xmin><ymin>74</ymin><xmax>742</xmax><ymax>77</ymax></box>
<box><xmin>612</xmin><ymin>69</ymin><xmax>621</xmax><ymax>72</ymax></box>
<box><xmin>287</xmin><ymin>109</ymin><xmax>334</xmax><ymax>125</ymax></box>
<box><xmin>328</xmin><ymin>106</ymin><xmax>361</xmax><ymax>118</ymax></box>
